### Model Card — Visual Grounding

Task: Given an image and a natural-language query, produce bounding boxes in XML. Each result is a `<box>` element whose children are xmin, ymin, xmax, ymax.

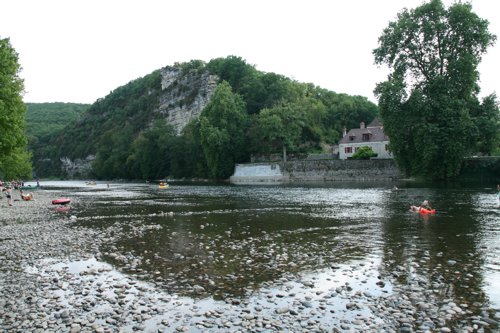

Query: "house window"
<box><xmin>385</xmin><ymin>144</ymin><xmax>389</xmax><ymax>151</ymax></box>
<box><xmin>349</xmin><ymin>135</ymin><xmax>355</xmax><ymax>141</ymax></box>
<box><xmin>345</xmin><ymin>147</ymin><xmax>352</xmax><ymax>154</ymax></box>
<box><xmin>362</xmin><ymin>133</ymin><xmax>370</xmax><ymax>141</ymax></box>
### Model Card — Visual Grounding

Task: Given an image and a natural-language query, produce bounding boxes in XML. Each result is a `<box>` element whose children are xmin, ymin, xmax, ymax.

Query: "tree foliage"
<box><xmin>29</xmin><ymin>56</ymin><xmax>379</xmax><ymax>180</ymax></box>
<box><xmin>26</xmin><ymin>103</ymin><xmax>89</xmax><ymax>140</ymax></box>
<box><xmin>469</xmin><ymin>94</ymin><xmax>500</xmax><ymax>155</ymax></box>
<box><xmin>0</xmin><ymin>37</ymin><xmax>31</xmax><ymax>179</ymax></box>
<box><xmin>374</xmin><ymin>0</ymin><xmax>497</xmax><ymax>179</ymax></box>
<box><xmin>351</xmin><ymin>146</ymin><xmax>378</xmax><ymax>160</ymax></box>
<box><xmin>126</xmin><ymin>121</ymin><xmax>177</xmax><ymax>180</ymax></box>
<box><xmin>199</xmin><ymin>81</ymin><xmax>249</xmax><ymax>179</ymax></box>
<box><xmin>249</xmin><ymin>100</ymin><xmax>310</xmax><ymax>157</ymax></box>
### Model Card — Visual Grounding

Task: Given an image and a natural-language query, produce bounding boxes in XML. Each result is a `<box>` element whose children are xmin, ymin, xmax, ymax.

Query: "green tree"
<box><xmin>26</xmin><ymin>103</ymin><xmax>89</xmax><ymax>140</ymax></box>
<box><xmin>0</xmin><ymin>37</ymin><xmax>31</xmax><ymax>179</ymax></box>
<box><xmin>126</xmin><ymin>121</ymin><xmax>176</xmax><ymax>180</ymax></box>
<box><xmin>199</xmin><ymin>81</ymin><xmax>249</xmax><ymax>179</ymax></box>
<box><xmin>170</xmin><ymin>120</ymin><xmax>208</xmax><ymax>179</ymax></box>
<box><xmin>351</xmin><ymin>146</ymin><xmax>378</xmax><ymax>160</ymax></box>
<box><xmin>249</xmin><ymin>102</ymin><xmax>307</xmax><ymax>161</ymax></box>
<box><xmin>469</xmin><ymin>94</ymin><xmax>500</xmax><ymax>156</ymax></box>
<box><xmin>374</xmin><ymin>0</ymin><xmax>496</xmax><ymax>178</ymax></box>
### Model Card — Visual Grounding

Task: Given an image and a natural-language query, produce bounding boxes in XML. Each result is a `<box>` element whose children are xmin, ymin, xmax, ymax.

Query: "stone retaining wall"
<box><xmin>230</xmin><ymin>159</ymin><xmax>401</xmax><ymax>184</ymax></box>
<box><xmin>285</xmin><ymin>159</ymin><xmax>400</xmax><ymax>182</ymax></box>
<box><xmin>229</xmin><ymin>163</ymin><xmax>289</xmax><ymax>184</ymax></box>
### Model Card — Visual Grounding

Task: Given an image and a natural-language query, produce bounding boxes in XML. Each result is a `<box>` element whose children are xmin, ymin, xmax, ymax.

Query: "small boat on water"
<box><xmin>19</xmin><ymin>185</ymin><xmax>39</xmax><ymax>191</ymax></box>
<box><xmin>159</xmin><ymin>182</ymin><xmax>169</xmax><ymax>189</ymax></box>
<box><xmin>419</xmin><ymin>208</ymin><xmax>436</xmax><ymax>215</ymax></box>
<box><xmin>86</xmin><ymin>181</ymin><xmax>96</xmax><ymax>186</ymax></box>
<box><xmin>52</xmin><ymin>198</ymin><xmax>71</xmax><ymax>205</ymax></box>
<box><xmin>410</xmin><ymin>205</ymin><xmax>436</xmax><ymax>215</ymax></box>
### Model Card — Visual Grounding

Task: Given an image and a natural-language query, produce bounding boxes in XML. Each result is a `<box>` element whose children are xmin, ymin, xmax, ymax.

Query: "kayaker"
<box><xmin>410</xmin><ymin>200</ymin><xmax>432</xmax><ymax>212</ymax></box>
<box><xmin>421</xmin><ymin>200</ymin><xmax>432</xmax><ymax>210</ymax></box>
<box><xmin>410</xmin><ymin>205</ymin><xmax>420</xmax><ymax>212</ymax></box>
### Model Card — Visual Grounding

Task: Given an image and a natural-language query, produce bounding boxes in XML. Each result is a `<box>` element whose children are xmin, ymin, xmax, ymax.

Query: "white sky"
<box><xmin>1</xmin><ymin>0</ymin><xmax>499</xmax><ymax>104</ymax></box>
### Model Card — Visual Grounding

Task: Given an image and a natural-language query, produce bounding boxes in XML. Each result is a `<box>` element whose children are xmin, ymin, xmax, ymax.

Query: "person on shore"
<box><xmin>20</xmin><ymin>190</ymin><xmax>34</xmax><ymax>201</ymax></box>
<box><xmin>5</xmin><ymin>186</ymin><xmax>13</xmax><ymax>206</ymax></box>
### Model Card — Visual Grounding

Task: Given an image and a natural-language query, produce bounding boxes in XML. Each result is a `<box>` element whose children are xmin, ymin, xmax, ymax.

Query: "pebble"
<box><xmin>0</xmin><ymin>190</ymin><xmax>498</xmax><ymax>333</ymax></box>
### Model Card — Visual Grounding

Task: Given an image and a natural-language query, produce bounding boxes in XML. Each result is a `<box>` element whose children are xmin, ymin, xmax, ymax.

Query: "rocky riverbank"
<box><xmin>1</xmin><ymin>190</ymin><xmax>499</xmax><ymax>332</ymax></box>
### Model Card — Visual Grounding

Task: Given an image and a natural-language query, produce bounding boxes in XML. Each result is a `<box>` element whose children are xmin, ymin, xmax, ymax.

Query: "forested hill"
<box><xmin>26</xmin><ymin>102</ymin><xmax>89</xmax><ymax>140</ymax></box>
<box><xmin>31</xmin><ymin>56</ymin><xmax>379</xmax><ymax>180</ymax></box>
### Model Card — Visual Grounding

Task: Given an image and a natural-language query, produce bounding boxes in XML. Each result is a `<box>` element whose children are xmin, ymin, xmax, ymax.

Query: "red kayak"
<box><xmin>419</xmin><ymin>208</ymin><xmax>436</xmax><ymax>215</ymax></box>
<box><xmin>410</xmin><ymin>206</ymin><xmax>436</xmax><ymax>214</ymax></box>
<box><xmin>52</xmin><ymin>198</ymin><xmax>71</xmax><ymax>205</ymax></box>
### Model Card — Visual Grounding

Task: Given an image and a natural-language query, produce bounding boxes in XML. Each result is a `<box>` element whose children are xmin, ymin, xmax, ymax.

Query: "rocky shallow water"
<box><xmin>1</xmin><ymin>185</ymin><xmax>499</xmax><ymax>332</ymax></box>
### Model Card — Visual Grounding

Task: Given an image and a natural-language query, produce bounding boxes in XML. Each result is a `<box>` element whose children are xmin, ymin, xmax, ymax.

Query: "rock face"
<box><xmin>157</xmin><ymin>66</ymin><xmax>219</xmax><ymax>134</ymax></box>
<box><xmin>55</xmin><ymin>66</ymin><xmax>219</xmax><ymax>178</ymax></box>
<box><xmin>60</xmin><ymin>155</ymin><xmax>95</xmax><ymax>178</ymax></box>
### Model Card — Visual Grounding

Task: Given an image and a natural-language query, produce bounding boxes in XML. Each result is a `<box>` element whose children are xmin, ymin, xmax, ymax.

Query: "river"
<box><xmin>31</xmin><ymin>180</ymin><xmax>500</xmax><ymax>330</ymax></box>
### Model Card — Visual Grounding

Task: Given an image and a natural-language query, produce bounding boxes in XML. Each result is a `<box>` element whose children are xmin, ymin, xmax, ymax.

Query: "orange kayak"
<box><xmin>419</xmin><ymin>208</ymin><xmax>436</xmax><ymax>214</ymax></box>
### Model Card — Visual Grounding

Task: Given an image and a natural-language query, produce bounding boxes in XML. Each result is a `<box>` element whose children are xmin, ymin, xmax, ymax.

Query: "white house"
<box><xmin>338</xmin><ymin>118</ymin><xmax>393</xmax><ymax>160</ymax></box>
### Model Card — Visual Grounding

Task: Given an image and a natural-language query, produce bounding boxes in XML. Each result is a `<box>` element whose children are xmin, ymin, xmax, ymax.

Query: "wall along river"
<box><xmin>31</xmin><ymin>180</ymin><xmax>500</xmax><ymax>331</ymax></box>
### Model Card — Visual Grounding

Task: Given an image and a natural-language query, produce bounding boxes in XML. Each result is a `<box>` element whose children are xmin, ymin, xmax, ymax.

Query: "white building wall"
<box><xmin>339</xmin><ymin>141</ymin><xmax>392</xmax><ymax>160</ymax></box>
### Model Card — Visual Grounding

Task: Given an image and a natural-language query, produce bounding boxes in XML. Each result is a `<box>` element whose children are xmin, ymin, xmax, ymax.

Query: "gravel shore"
<box><xmin>1</xmin><ymin>189</ymin><xmax>499</xmax><ymax>332</ymax></box>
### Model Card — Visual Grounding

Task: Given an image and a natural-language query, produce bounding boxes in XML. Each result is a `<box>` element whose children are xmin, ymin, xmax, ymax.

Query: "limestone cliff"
<box><xmin>42</xmin><ymin>64</ymin><xmax>220</xmax><ymax>178</ymax></box>
<box><xmin>156</xmin><ymin>66</ymin><xmax>219</xmax><ymax>134</ymax></box>
<box><xmin>60</xmin><ymin>155</ymin><xmax>95</xmax><ymax>178</ymax></box>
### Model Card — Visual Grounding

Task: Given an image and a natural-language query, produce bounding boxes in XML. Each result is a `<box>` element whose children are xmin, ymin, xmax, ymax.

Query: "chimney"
<box><xmin>360</xmin><ymin>122</ymin><xmax>365</xmax><ymax>129</ymax></box>
<box><xmin>343</xmin><ymin>127</ymin><xmax>347</xmax><ymax>137</ymax></box>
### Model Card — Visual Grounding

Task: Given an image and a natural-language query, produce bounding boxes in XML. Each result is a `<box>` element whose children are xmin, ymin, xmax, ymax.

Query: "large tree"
<box><xmin>373</xmin><ymin>0</ymin><xmax>497</xmax><ymax>179</ymax></box>
<box><xmin>249</xmin><ymin>97</ymin><xmax>325</xmax><ymax>160</ymax></box>
<box><xmin>0</xmin><ymin>37</ymin><xmax>31</xmax><ymax>179</ymax></box>
<box><xmin>199</xmin><ymin>81</ymin><xmax>249</xmax><ymax>179</ymax></box>
<box><xmin>125</xmin><ymin>121</ymin><xmax>176</xmax><ymax>180</ymax></box>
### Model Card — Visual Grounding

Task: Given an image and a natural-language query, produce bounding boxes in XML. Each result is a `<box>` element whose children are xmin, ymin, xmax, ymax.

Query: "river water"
<box><xmin>36</xmin><ymin>180</ymin><xmax>500</xmax><ymax>329</ymax></box>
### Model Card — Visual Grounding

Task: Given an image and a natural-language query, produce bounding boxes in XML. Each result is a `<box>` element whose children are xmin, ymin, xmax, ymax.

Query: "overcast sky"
<box><xmin>1</xmin><ymin>0</ymin><xmax>499</xmax><ymax>104</ymax></box>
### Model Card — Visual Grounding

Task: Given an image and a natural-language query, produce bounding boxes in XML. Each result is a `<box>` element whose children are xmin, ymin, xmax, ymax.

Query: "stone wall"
<box><xmin>230</xmin><ymin>159</ymin><xmax>401</xmax><ymax>184</ymax></box>
<box><xmin>285</xmin><ymin>159</ymin><xmax>401</xmax><ymax>182</ymax></box>
<box><xmin>230</xmin><ymin>163</ymin><xmax>288</xmax><ymax>184</ymax></box>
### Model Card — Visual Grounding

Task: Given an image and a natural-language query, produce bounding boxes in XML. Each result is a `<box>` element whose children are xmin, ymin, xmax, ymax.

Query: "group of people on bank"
<box><xmin>1</xmin><ymin>179</ymin><xmax>37</xmax><ymax>207</ymax></box>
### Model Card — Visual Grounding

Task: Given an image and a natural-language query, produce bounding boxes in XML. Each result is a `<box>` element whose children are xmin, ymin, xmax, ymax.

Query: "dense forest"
<box><xmin>30</xmin><ymin>56</ymin><xmax>379</xmax><ymax>180</ymax></box>
<box><xmin>26</xmin><ymin>102</ymin><xmax>89</xmax><ymax>144</ymax></box>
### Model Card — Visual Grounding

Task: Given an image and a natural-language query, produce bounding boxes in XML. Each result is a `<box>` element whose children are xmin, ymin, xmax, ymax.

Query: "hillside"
<box><xmin>30</xmin><ymin>56</ymin><xmax>379</xmax><ymax>180</ymax></box>
<box><xmin>26</xmin><ymin>102</ymin><xmax>89</xmax><ymax>140</ymax></box>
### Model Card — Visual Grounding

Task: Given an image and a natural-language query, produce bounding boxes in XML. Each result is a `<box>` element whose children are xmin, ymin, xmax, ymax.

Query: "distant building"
<box><xmin>338</xmin><ymin>118</ymin><xmax>392</xmax><ymax>160</ymax></box>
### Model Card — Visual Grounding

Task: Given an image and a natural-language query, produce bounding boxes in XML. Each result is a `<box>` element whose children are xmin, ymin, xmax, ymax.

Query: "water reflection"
<box><xmin>65</xmin><ymin>181</ymin><xmax>499</xmax><ymax>313</ymax></box>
